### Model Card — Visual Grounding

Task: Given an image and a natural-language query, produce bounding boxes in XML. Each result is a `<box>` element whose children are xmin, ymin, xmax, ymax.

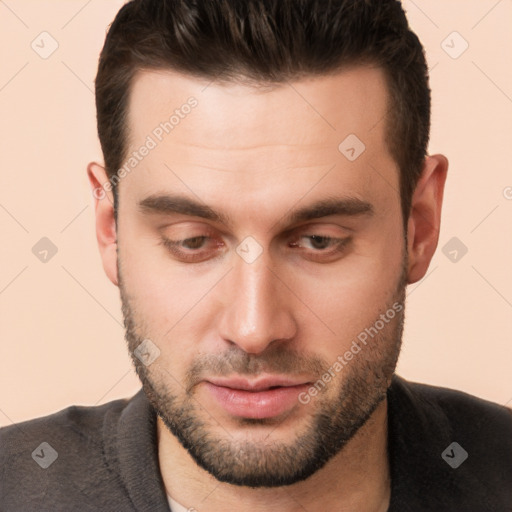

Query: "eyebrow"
<box><xmin>138</xmin><ymin>193</ymin><xmax>374</xmax><ymax>229</ymax></box>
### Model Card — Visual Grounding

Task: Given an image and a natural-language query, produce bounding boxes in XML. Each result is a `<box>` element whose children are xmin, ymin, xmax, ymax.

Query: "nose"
<box><xmin>217</xmin><ymin>253</ymin><xmax>297</xmax><ymax>355</ymax></box>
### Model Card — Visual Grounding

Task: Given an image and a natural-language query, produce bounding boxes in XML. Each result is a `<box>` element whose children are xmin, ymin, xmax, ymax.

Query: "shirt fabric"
<box><xmin>1</xmin><ymin>374</ymin><xmax>511</xmax><ymax>511</ymax></box>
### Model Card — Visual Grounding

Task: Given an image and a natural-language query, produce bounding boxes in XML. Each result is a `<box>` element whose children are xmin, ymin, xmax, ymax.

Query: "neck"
<box><xmin>157</xmin><ymin>397</ymin><xmax>390</xmax><ymax>512</ymax></box>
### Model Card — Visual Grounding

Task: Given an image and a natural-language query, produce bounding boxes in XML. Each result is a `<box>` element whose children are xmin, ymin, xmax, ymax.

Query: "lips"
<box><xmin>203</xmin><ymin>376</ymin><xmax>311</xmax><ymax>419</ymax></box>
<box><xmin>207</xmin><ymin>376</ymin><xmax>309</xmax><ymax>391</ymax></box>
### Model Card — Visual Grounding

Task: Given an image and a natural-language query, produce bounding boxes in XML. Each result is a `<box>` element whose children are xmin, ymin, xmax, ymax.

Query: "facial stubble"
<box><xmin>118</xmin><ymin>255</ymin><xmax>406</xmax><ymax>488</ymax></box>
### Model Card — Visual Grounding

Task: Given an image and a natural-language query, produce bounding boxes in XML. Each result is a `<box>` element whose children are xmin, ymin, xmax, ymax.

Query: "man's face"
<box><xmin>117</xmin><ymin>66</ymin><xmax>406</xmax><ymax>486</ymax></box>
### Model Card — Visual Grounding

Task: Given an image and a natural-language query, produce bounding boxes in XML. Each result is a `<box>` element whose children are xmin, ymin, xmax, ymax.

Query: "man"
<box><xmin>1</xmin><ymin>1</ymin><xmax>511</xmax><ymax>511</ymax></box>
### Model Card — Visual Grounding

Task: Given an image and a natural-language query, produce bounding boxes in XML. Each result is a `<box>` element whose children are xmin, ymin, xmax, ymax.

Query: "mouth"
<box><xmin>203</xmin><ymin>376</ymin><xmax>311</xmax><ymax>419</ymax></box>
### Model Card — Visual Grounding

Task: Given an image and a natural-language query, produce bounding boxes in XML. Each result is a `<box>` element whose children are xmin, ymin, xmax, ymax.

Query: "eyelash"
<box><xmin>159</xmin><ymin>233</ymin><xmax>350</xmax><ymax>263</ymax></box>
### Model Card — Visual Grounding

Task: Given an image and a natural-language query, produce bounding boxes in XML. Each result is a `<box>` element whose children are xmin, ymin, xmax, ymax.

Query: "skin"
<box><xmin>88</xmin><ymin>65</ymin><xmax>447</xmax><ymax>512</ymax></box>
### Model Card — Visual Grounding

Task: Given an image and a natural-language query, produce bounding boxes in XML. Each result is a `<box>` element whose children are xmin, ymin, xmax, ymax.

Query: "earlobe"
<box><xmin>406</xmin><ymin>154</ymin><xmax>448</xmax><ymax>284</ymax></box>
<box><xmin>87</xmin><ymin>162</ymin><xmax>119</xmax><ymax>286</ymax></box>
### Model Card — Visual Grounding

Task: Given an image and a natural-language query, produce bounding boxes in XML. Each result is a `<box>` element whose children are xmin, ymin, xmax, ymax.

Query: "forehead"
<box><xmin>127</xmin><ymin>65</ymin><xmax>390</xmax><ymax>148</ymax></box>
<box><xmin>122</xmin><ymin>66</ymin><xmax>396</xmax><ymax>208</ymax></box>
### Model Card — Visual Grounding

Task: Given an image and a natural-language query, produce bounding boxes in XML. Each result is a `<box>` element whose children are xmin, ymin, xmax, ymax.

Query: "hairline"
<box><xmin>113</xmin><ymin>61</ymin><xmax>407</xmax><ymax>226</ymax></box>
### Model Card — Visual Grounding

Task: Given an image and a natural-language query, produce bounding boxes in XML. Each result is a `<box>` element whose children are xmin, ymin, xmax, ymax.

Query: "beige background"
<box><xmin>1</xmin><ymin>0</ymin><xmax>511</xmax><ymax>425</ymax></box>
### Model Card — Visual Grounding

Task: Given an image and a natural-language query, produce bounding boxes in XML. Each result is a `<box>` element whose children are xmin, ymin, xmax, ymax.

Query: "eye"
<box><xmin>159</xmin><ymin>230</ymin><xmax>350</xmax><ymax>264</ymax></box>
<box><xmin>289</xmin><ymin>234</ymin><xmax>350</xmax><ymax>262</ymax></box>
<box><xmin>160</xmin><ymin>235</ymin><xmax>224</xmax><ymax>263</ymax></box>
<box><xmin>290</xmin><ymin>234</ymin><xmax>346</xmax><ymax>251</ymax></box>
<box><xmin>179</xmin><ymin>236</ymin><xmax>208</xmax><ymax>250</ymax></box>
<box><xmin>298</xmin><ymin>235</ymin><xmax>335</xmax><ymax>250</ymax></box>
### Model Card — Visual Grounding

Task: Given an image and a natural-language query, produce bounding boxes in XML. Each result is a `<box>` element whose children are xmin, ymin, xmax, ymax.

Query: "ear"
<box><xmin>406</xmin><ymin>154</ymin><xmax>448</xmax><ymax>284</ymax></box>
<box><xmin>87</xmin><ymin>162</ymin><xmax>119</xmax><ymax>286</ymax></box>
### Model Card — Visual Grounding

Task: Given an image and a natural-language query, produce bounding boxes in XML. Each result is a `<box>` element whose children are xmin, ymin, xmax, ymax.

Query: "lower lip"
<box><xmin>204</xmin><ymin>382</ymin><xmax>309</xmax><ymax>419</ymax></box>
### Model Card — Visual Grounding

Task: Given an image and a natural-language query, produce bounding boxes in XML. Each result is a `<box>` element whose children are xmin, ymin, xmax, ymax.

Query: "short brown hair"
<box><xmin>95</xmin><ymin>0</ymin><xmax>430</xmax><ymax>223</ymax></box>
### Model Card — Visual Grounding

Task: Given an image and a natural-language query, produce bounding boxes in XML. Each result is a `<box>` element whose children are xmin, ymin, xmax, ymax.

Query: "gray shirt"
<box><xmin>2</xmin><ymin>374</ymin><xmax>511</xmax><ymax>511</ymax></box>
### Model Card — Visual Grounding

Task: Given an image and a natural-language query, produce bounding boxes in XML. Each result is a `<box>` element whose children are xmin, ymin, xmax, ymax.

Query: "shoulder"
<box><xmin>393</xmin><ymin>375</ymin><xmax>512</xmax><ymax>433</ymax></box>
<box><xmin>390</xmin><ymin>375</ymin><xmax>512</xmax><ymax>463</ymax></box>
<box><xmin>387</xmin><ymin>375</ymin><xmax>512</xmax><ymax>511</ymax></box>
<box><xmin>0</xmin><ymin>395</ymin><xmax>134</xmax><ymax>511</ymax></box>
<box><xmin>1</xmin><ymin>396</ymin><xmax>129</xmax><ymax>460</ymax></box>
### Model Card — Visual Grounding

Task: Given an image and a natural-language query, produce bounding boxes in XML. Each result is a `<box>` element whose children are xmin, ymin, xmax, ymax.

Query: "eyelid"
<box><xmin>291</xmin><ymin>234</ymin><xmax>350</xmax><ymax>250</ymax></box>
<box><xmin>159</xmin><ymin>222</ymin><xmax>218</xmax><ymax>236</ymax></box>
<box><xmin>285</xmin><ymin>223</ymin><xmax>351</xmax><ymax>242</ymax></box>
<box><xmin>281</xmin><ymin>221</ymin><xmax>355</xmax><ymax>239</ymax></box>
<box><xmin>159</xmin><ymin>222</ymin><xmax>352</xmax><ymax>262</ymax></box>
<box><xmin>159</xmin><ymin>236</ymin><xmax>225</xmax><ymax>263</ymax></box>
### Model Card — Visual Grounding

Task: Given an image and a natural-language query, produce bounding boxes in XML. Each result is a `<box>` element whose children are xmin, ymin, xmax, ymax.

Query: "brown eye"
<box><xmin>181</xmin><ymin>236</ymin><xmax>208</xmax><ymax>249</ymax></box>
<box><xmin>305</xmin><ymin>235</ymin><xmax>333</xmax><ymax>250</ymax></box>
<box><xmin>289</xmin><ymin>233</ymin><xmax>351</xmax><ymax>263</ymax></box>
<box><xmin>291</xmin><ymin>235</ymin><xmax>344</xmax><ymax>251</ymax></box>
<box><xmin>160</xmin><ymin>235</ymin><xmax>225</xmax><ymax>263</ymax></box>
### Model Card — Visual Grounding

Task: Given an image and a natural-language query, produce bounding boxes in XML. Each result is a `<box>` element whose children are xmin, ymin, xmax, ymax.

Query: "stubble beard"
<box><xmin>118</xmin><ymin>257</ymin><xmax>406</xmax><ymax>488</ymax></box>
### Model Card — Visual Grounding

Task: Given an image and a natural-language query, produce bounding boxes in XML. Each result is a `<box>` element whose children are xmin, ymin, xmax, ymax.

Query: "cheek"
<box><xmin>293</xmin><ymin>224</ymin><xmax>405</xmax><ymax>346</ymax></box>
<box><xmin>118</xmin><ymin>234</ymin><xmax>228</xmax><ymax>366</ymax></box>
